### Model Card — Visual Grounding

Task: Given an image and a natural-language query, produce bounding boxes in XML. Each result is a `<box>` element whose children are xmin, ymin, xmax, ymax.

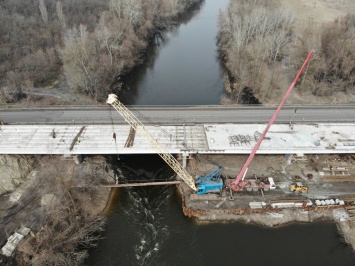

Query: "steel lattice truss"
<box><xmin>107</xmin><ymin>94</ymin><xmax>197</xmax><ymax>191</ymax></box>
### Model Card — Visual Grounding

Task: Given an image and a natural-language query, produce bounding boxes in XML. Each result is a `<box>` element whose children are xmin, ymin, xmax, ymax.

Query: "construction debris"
<box><xmin>124</xmin><ymin>127</ymin><xmax>136</xmax><ymax>148</ymax></box>
<box><xmin>1</xmin><ymin>226</ymin><xmax>31</xmax><ymax>257</ymax></box>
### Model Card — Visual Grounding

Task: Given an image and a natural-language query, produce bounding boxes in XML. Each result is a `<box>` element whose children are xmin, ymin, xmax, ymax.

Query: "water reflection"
<box><xmin>119</xmin><ymin>0</ymin><xmax>227</xmax><ymax>105</ymax></box>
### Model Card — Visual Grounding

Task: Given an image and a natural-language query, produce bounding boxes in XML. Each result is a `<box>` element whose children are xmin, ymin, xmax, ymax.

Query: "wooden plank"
<box><xmin>323</xmin><ymin>176</ymin><xmax>355</xmax><ymax>181</ymax></box>
<box><xmin>344</xmin><ymin>198</ymin><xmax>355</xmax><ymax>202</ymax></box>
<box><xmin>269</xmin><ymin>199</ymin><xmax>304</xmax><ymax>203</ymax></box>
<box><xmin>102</xmin><ymin>181</ymin><xmax>181</xmax><ymax>187</ymax></box>
<box><xmin>190</xmin><ymin>194</ymin><xmax>220</xmax><ymax>201</ymax></box>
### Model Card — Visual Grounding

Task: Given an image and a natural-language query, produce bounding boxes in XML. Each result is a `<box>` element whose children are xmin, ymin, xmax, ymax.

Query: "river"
<box><xmin>88</xmin><ymin>0</ymin><xmax>355</xmax><ymax>265</ymax></box>
<box><xmin>120</xmin><ymin>0</ymin><xmax>226</xmax><ymax>105</ymax></box>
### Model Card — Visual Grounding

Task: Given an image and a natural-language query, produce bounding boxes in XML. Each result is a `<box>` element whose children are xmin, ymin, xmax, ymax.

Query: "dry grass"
<box><xmin>280</xmin><ymin>0</ymin><xmax>355</xmax><ymax>26</ymax></box>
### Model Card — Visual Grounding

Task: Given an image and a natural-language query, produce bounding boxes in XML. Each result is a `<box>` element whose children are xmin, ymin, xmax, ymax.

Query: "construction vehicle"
<box><xmin>290</xmin><ymin>182</ymin><xmax>308</xmax><ymax>192</ymax></box>
<box><xmin>241</xmin><ymin>176</ymin><xmax>276</xmax><ymax>192</ymax></box>
<box><xmin>107</xmin><ymin>94</ymin><xmax>197</xmax><ymax>191</ymax></box>
<box><xmin>107</xmin><ymin>94</ymin><xmax>226</xmax><ymax>194</ymax></box>
<box><xmin>229</xmin><ymin>50</ymin><xmax>314</xmax><ymax>192</ymax></box>
<box><xmin>196</xmin><ymin>166</ymin><xmax>223</xmax><ymax>194</ymax></box>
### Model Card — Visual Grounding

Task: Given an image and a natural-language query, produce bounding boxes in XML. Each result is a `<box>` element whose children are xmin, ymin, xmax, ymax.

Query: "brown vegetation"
<box><xmin>218</xmin><ymin>0</ymin><xmax>354</xmax><ymax>104</ymax></box>
<box><xmin>0</xmin><ymin>155</ymin><xmax>113</xmax><ymax>265</ymax></box>
<box><xmin>292</xmin><ymin>15</ymin><xmax>355</xmax><ymax>98</ymax></box>
<box><xmin>0</xmin><ymin>0</ymin><xmax>202</xmax><ymax>104</ymax></box>
<box><xmin>218</xmin><ymin>0</ymin><xmax>295</xmax><ymax>104</ymax></box>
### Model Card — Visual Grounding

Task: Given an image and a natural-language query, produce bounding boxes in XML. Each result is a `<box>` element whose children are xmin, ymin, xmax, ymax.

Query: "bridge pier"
<box><xmin>182</xmin><ymin>152</ymin><xmax>189</xmax><ymax>168</ymax></box>
<box><xmin>285</xmin><ymin>154</ymin><xmax>293</xmax><ymax>164</ymax></box>
<box><xmin>74</xmin><ymin>155</ymin><xmax>83</xmax><ymax>165</ymax></box>
<box><xmin>177</xmin><ymin>152</ymin><xmax>189</xmax><ymax>169</ymax></box>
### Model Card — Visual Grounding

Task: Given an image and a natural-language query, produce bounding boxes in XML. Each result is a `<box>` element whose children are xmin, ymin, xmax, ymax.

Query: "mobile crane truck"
<box><xmin>229</xmin><ymin>50</ymin><xmax>314</xmax><ymax>193</ymax></box>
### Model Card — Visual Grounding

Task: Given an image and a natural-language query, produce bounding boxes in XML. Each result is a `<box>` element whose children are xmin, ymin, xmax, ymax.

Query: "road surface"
<box><xmin>1</xmin><ymin>105</ymin><xmax>354</xmax><ymax>125</ymax></box>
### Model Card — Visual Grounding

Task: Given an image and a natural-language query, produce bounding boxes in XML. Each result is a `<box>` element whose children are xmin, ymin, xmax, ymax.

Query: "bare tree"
<box><xmin>95</xmin><ymin>16</ymin><xmax>123</xmax><ymax>65</ymax></box>
<box><xmin>39</xmin><ymin>0</ymin><xmax>48</xmax><ymax>24</ymax></box>
<box><xmin>110</xmin><ymin>0</ymin><xmax>144</xmax><ymax>27</ymax></box>
<box><xmin>270</xmin><ymin>29</ymin><xmax>292</xmax><ymax>61</ymax></box>
<box><xmin>60</xmin><ymin>25</ymin><xmax>96</xmax><ymax>95</ymax></box>
<box><xmin>56</xmin><ymin>0</ymin><xmax>66</xmax><ymax>28</ymax></box>
<box><xmin>123</xmin><ymin>0</ymin><xmax>145</xmax><ymax>27</ymax></box>
<box><xmin>109</xmin><ymin>0</ymin><xmax>123</xmax><ymax>18</ymax></box>
<box><xmin>218</xmin><ymin>0</ymin><xmax>295</xmax><ymax>103</ymax></box>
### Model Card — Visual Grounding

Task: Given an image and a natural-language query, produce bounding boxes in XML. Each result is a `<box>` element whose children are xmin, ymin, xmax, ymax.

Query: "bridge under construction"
<box><xmin>0</xmin><ymin>123</ymin><xmax>354</xmax><ymax>156</ymax></box>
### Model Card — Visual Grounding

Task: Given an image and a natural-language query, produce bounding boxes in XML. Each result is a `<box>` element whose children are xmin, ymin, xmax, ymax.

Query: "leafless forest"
<box><xmin>0</xmin><ymin>0</ymin><xmax>202</xmax><ymax>103</ymax></box>
<box><xmin>218</xmin><ymin>0</ymin><xmax>354</xmax><ymax>104</ymax></box>
<box><xmin>0</xmin><ymin>156</ymin><xmax>113</xmax><ymax>265</ymax></box>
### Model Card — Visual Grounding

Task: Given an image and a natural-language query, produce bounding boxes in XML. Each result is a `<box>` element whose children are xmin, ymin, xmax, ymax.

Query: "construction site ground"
<box><xmin>181</xmin><ymin>154</ymin><xmax>355</xmax><ymax>249</ymax></box>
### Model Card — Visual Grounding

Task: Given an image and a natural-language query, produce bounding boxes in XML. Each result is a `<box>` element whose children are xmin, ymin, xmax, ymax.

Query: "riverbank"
<box><xmin>177</xmin><ymin>153</ymin><xmax>355</xmax><ymax>251</ymax></box>
<box><xmin>179</xmin><ymin>185</ymin><xmax>355</xmax><ymax>251</ymax></box>
<box><xmin>0</xmin><ymin>0</ymin><xmax>204</xmax><ymax>105</ymax></box>
<box><xmin>0</xmin><ymin>155</ymin><xmax>113</xmax><ymax>265</ymax></box>
<box><xmin>218</xmin><ymin>0</ymin><xmax>355</xmax><ymax>105</ymax></box>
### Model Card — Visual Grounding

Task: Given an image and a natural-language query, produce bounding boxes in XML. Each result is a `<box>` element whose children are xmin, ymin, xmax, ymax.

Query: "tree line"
<box><xmin>0</xmin><ymin>0</ymin><xmax>203</xmax><ymax>103</ymax></box>
<box><xmin>218</xmin><ymin>0</ymin><xmax>354</xmax><ymax>104</ymax></box>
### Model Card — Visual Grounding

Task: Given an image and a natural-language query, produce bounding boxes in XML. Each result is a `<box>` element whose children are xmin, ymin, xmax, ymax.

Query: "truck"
<box><xmin>235</xmin><ymin>176</ymin><xmax>276</xmax><ymax>192</ymax></box>
<box><xmin>196</xmin><ymin>166</ymin><xmax>223</xmax><ymax>194</ymax></box>
<box><xmin>290</xmin><ymin>182</ymin><xmax>308</xmax><ymax>192</ymax></box>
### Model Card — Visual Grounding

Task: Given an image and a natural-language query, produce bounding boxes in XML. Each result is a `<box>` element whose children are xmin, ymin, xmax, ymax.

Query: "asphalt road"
<box><xmin>1</xmin><ymin>105</ymin><xmax>355</xmax><ymax>125</ymax></box>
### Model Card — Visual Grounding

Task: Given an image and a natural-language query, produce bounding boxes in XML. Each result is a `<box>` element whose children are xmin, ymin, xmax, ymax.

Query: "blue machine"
<box><xmin>196</xmin><ymin>166</ymin><xmax>223</xmax><ymax>194</ymax></box>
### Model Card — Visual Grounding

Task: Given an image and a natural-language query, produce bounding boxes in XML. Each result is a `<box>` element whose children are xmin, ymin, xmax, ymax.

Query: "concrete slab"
<box><xmin>0</xmin><ymin>124</ymin><xmax>207</xmax><ymax>154</ymax></box>
<box><xmin>0</xmin><ymin>123</ymin><xmax>354</xmax><ymax>155</ymax></box>
<box><xmin>203</xmin><ymin>123</ymin><xmax>355</xmax><ymax>154</ymax></box>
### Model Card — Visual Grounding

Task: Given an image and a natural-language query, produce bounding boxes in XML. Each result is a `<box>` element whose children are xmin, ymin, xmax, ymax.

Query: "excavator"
<box><xmin>196</xmin><ymin>166</ymin><xmax>223</xmax><ymax>194</ymax></box>
<box><xmin>229</xmin><ymin>50</ymin><xmax>314</xmax><ymax>192</ymax></box>
<box><xmin>290</xmin><ymin>183</ymin><xmax>308</xmax><ymax>192</ymax></box>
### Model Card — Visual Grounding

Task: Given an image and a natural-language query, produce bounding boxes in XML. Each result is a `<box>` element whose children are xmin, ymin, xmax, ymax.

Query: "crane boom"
<box><xmin>107</xmin><ymin>94</ymin><xmax>197</xmax><ymax>191</ymax></box>
<box><xmin>230</xmin><ymin>50</ymin><xmax>314</xmax><ymax>192</ymax></box>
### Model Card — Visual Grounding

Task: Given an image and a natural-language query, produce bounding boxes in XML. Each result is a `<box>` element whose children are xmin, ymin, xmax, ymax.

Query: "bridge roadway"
<box><xmin>0</xmin><ymin>105</ymin><xmax>354</xmax><ymax>156</ymax></box>
<box><xmin>1</xmin><ymin>105</ymin><xmax>355</xmax><ymax>124</ymax></box>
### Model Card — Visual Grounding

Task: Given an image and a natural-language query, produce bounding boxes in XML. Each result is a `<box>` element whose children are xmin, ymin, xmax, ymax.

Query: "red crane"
<box><xmin>229</xmin><ymin>50</ymin><xmax>314</xmax><ymax>192</ymax></box>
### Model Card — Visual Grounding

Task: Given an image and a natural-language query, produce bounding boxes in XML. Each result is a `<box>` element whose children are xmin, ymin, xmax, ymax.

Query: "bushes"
<box><xmin>0</xmin><ymin>0</ymin><xmax>203</xmax><ymax>103</ymax></box>
<box><xmin>219</xmin><ymin>1</ymin><xmax>354</xmax><ymax>104</ymax></box>
<box><xmin>292</xmin><ymin>14</ymin><xmax>355</xmax><ymax>98</ymax></box>
<box><xmin>7</xmin><ymin>156</ymin><xmax>111</xmax><ymax>265</ymax></box>
<box><xmin>218</xmin><ymin>0</ymin><xmax>295</xmax><ymax>104</ymax></box>
<box><xmin>59</xmin><ymin>0</ymin><xmax>203</xmax><ymax>101</ymax></box>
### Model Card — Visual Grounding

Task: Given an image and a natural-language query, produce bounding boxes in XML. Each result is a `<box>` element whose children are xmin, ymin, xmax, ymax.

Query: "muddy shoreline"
<box><xmin>178</xmin><ymin>183</ymin><xmax>355</xmax><ymax>251</ymax></box>
<box><xmin>175</xmin><ymin>153</ymin><xmax>355</xmax><ymax>252</ymax></box>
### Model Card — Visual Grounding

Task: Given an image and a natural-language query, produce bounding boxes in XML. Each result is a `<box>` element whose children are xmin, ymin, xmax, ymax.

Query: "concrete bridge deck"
<box><xmin>0</xmin><ymin>123</ymin><xmax>354</xmax><ymax>155</ymax></box>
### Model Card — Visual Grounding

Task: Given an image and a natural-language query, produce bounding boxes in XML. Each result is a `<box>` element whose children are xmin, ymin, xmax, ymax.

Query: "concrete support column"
<box><xmin>285</xmin><ymin>154</ymin><xmax>293</xmax><ymax>165</ymax></box>
<box><xmin>74</xmin><ymin>154</ymin><xmax>83</xmax><ymax>165</ymax></box>
<box><xmin>182</xmin><ymin>152</ymin><xmax>189</xmax><ymax>168</ymax></box>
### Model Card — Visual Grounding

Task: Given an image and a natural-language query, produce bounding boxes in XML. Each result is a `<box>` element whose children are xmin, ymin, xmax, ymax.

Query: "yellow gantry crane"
<box><xmin>107</xmin><ymin>94</ymin><xmax>197</xmax><ymax>191</ymax></box>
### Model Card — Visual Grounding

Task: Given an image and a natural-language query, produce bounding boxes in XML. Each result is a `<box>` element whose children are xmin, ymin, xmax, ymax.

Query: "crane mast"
<box><xmin>230</xmin><ymin>50</ymin><xmax>314</xmax><ymax>192</ymax></box>
<box><xmin>107</xmin><ymin>94</ymin><xmax>197</xmax><ymax>191</ymax></box>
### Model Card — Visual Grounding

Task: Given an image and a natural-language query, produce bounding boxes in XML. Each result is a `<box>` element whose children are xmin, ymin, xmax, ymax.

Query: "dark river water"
<box><xmin>88</xmin><ymin>0</ymin><xmax>355</xmax><ymax>265</ymax></box>
<box><xmin>120</xmin><ymin>0</ymin><xmax>226</xmax><ymax>105</ymax></box>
